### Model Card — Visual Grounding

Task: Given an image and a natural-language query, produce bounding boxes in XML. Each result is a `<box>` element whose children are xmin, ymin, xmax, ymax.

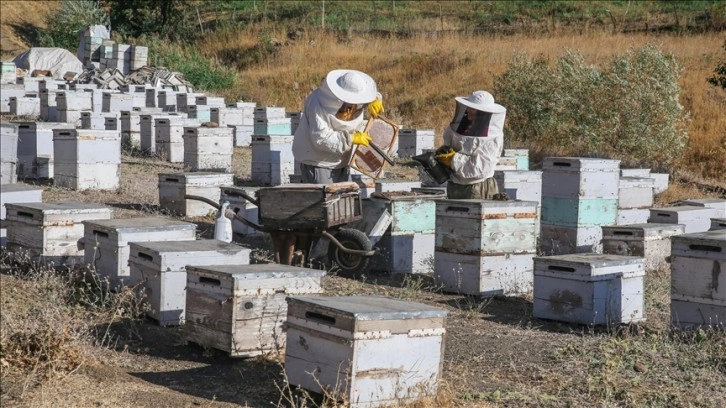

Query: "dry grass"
<box><xmin>199</xmin><ymin>27</ymin><xmax>725</xmax><ymax>183</ymax></box>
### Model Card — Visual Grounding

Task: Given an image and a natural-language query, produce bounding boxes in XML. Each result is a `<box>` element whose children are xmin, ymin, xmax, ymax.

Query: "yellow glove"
<box><xmin>352</xmin><ymin>131</ymin><xmax>372</xmax><ymax>147</ymax></box>
<box><xmin>367</xmin><ymin>98</ymin><xmax>384</xmax><ymax>118</ymax></box>
<box><xmin>435</xmin><ymin>150</ymin><xmax>456</xmax><ymax>168</ymax></box>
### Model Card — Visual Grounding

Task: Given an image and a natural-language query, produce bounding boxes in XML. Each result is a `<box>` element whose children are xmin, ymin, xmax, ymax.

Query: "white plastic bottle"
<box><xmin>214</xmin><ymin>201</ymin><xmax>233</xmax><ymax>243</ymax></box>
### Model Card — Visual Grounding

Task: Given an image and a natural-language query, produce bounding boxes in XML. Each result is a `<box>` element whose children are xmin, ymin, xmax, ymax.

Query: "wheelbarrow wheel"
<box><xmin>327</xmin><ymin>228</ymin><xmax>372</xmax><ymax>278</ymax></box>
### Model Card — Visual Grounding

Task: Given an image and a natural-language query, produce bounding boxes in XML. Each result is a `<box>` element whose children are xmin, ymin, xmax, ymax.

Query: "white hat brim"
<box><xmin>455</xmin><ymin>96</ymin><xmax>506</xmax><ymax>113</ymax></box>
<box><xmin>326</xmin><ymin>69</ymin><xmax>377</xmax><ymax>104</ymax></box>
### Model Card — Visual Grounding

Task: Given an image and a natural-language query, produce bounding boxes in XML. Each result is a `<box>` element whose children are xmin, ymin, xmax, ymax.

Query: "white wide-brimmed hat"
<box><xmin>325</xmin><ymin>69</ymin><xmax>377</xmax><ymax>104</ymax></box>
<box><xmin>455</xmin><ymin>90</ymin><xmax>506</xmax><ymax>113</ymax></box>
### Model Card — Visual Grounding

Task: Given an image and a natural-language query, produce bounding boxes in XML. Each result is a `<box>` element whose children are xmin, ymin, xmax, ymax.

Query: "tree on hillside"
<box><xmin>101</xmin><ymin>0</ymin><xmax>195</xmax><ymax>41</ymax></box>
<box><xmin>38</xmin><ymin>0</ymin><xmax>108</xmax><ymax>50</ymax></box>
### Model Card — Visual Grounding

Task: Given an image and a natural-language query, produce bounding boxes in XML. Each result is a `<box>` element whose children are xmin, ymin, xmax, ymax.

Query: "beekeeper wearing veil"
<box><xmin>293</xmin><ymin>69</ymin><xmax>384</xmax><ymax>184</ymax></box>
<box><xmin>435</xmin><ymin>90</ymin><xmax>506</xmax><ymax>199</ymax></box>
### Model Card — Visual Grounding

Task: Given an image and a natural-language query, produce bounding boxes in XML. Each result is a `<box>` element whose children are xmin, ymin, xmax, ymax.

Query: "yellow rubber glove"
<box><xmin>435</xmin><ymin>150</ymin><xmax>456</xmax><ymax>168</ymax></box>
<box><xmin>352</xmin><ymin>131</ymin><xmax>372</xmax><ymax>147</ymax></box>
<box><xmin>367</xmin><ymin>98</ymin><xmax>384</xmax><ymax>118</ymax></box>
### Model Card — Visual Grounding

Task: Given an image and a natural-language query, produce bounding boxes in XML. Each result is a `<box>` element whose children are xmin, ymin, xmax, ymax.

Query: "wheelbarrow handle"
<box><xmin>184</xmin><ymin>194</ymin><xmax>264</xmax><ymax>232</ymax></box>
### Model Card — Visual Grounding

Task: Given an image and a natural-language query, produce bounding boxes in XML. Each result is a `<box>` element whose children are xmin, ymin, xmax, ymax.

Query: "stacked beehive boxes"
<box><xmin>397</xmin><ymin>128</ymin><xmax>434</xmax><ymax>158</ymax></box>
<box><xmin>82</xmin><ymin>217</ymin><xmax>197</xmax><ymax>288</ymax></box>
<box><xmin>102</xmin><ymin>91</ymin><xmax>134</xmax><ymax>113</ymax></box>
<box><xmin>1</xmin><ymin>61</ymin><xmax>16</xmax><ymax>84</ymax></box>
<box><xmin>39</xmin><ymin>88</ymin><xmax>63</xmax><ymax>121</ymax></box>
<box><xmin>9</xmin><ymin>92</ymin><xmax>41</xmax><ymax>117</ymax></box>
<box><xmin>57</xmin><ymin>90</ymin><xmax>93</xmax><ymax>125</ymax></box>
<box><xmin>158</xmin><ymin>172</ymin><xmax>234</xmax><ymax>217</ymax></box>
<box><xmin>15</xmin><ymin>121</ymin><xmax>75</xmax><ymax>179</ymax></box>
<box><xmin>284</xmin><ymin>296</ymin><xmax>447</xmax><ymax>408</ymax></box>
<box><xmin>140</xmin><ymin>112</ymin><xmax>187</xmax><ymax>154</ymax></box>
<box><xmin>52</xmin><ymin>129</ymin><xmax>121</xmax><ymax>190</ymax></box>
<box><xmin>502</xmin><ymin>148</ymin><xmax>530</xmax><ymax>170</ymax></box>
<box><xmin>434</xmin><ymin>199</ymin><xmax>539</xmax><ymax>296</ymax></box>
<box><xmin>157</xmin><ymin>90</ymin><xmax>178</xmax><ymax>111</ymax></box>
<box><xmin>617</xmin><ymin>175</ymin><xmax>655</xmax><ymax>225</ymax></box>
<box><xmin>129</xmin><ymin>240</ymin><xmax>251</xmax><ymax>326</ymax></box>
<box><xmin>1</xmin><ymin>123</ymin><xmax>18</xmax><ymax>185</ymax></box>
<box><xmin>368</xmin><ymin>191</ymin><xmax>446</xmax><ymax>274</ymax></box>
<box><xmin>250</xmin><ymin>135</ymin><xmax>294</xmax><ymax>186</ymax></box>
<box><xmin>494</xmin><ymin>170</ymin><xmax>542</xmax><ymax>207</ymax></box>
<box><xmin>211</xmin><ymin>102</ymin><xmax>256</xmax><ymax>146</ymax></box>
<box><xmin>77</xmin><ymin>25</ymin><xmax>109</xmax><ymax>67</ymax></box>
<box><xmin>648</xmin><ymin>205</ymin><xmax>718</xmax><ymax>234</ymax></box>
<box><xmin>4</xmin><ymin>201</ymin><xmax>112</xmax><ymax>265</ymax></box>
<box><xmin>185</xmin><ymin>263</ymin><xmax>325</xmax><ymax>356</ymax></box>
<box><xmin>540</xmin><ymin>157</ymin><xmax>620</xmax><ymax>255</ymax></box>
<box><xmin>532</xmin><ymin>253</ymin><xmax>646</xmax><ymax>325</ymax></box>
<box><xmin>182</xmin><ymin>125</ymin><xmax>234</xmax><ymax>172</ymax></box>
<box><xmin>678</xmin><ymin>198</ymin><xmax>726</xmax><ymax>219</ymax></box>
<box><xmin>0</xmin><ymin>183</ymin><xmax>43</xmax><ymax>246</ymax></box>
<box><xmin>155</xmin><ymin>116</ymin><xmax>201</xmax><ymax>162</ymax></box>
<box><xmin>120</xmin><ymin>108</ymin><xmax>163</xmax><ymax>149</ymax></box>
<box><xmin>601</xmin><ymin>223</ymin><xmax>685</xmax><ymax>271</ymax></box>
<box><xmin>670</xmin><ymin>230</ymin><xmax>726</xmax><ymax>329</ymax></box>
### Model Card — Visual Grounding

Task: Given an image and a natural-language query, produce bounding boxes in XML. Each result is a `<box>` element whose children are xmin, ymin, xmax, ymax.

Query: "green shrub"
<box><xmin>493</xmin><ymin>44</ymin><xmax>688</xmax><ymax>170</ymax></box>
<box><xmin>707</xmin><ymin>39</ymin><xmax>726</xmax><ymax>89</ymax></box>
<box><xmin>37</xmin><ymin>0</ymin><xmax>108</xmax><ymax>50</ymax></box>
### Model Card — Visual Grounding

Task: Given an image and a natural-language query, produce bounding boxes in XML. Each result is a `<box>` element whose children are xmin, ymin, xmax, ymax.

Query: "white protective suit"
<box><xmin>292</xmin><ymin>71</ymin><xmax>376</xmax><ymax>169</ymax></box>
<box><xmin>443</xmin><ymin>93</ymin><xmax>506</xmax><ymax>185</ymax></box>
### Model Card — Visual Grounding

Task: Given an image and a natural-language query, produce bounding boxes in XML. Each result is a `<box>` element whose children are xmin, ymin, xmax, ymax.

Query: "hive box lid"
<box><xmin>602</xmin><ymin>223</ymin><xmax>685</xmax><ymax>240</ymax></box>
<box><xmin>129</xmin><ymin>239</ymin><xmax>247</xmax><ymax>254</ymax></box>
<box><xmin>0</xmin><ymin>183</ymin><xmax>44</xmax><ymax>194</ymax></box>
<box><xmin>435</xmin><ymin>199</ymin><xmax>539</xmax><ymax>218</ymax></box>
<box><xmin>534</xmin><ymin>253</ymin><xmax>645</xmax><ymax>281</ymax></box>
<box><xmin>286</xmin><ymin>295</ymin><xmax>448</xmax><ymax>322</ymax></box>
<box><xmin>5</xmin><ymin>201</ymin><xmax>111</xmax><ymax>214</ymax></box>
<box><xmin>187</xmin><ymin>263</ymin><xmax>326</xmax><ymax>280</ymax></box>
<box><xmin>542</xmin><ymin>157</ymin><xmax>620</xmax><ymax>172</ymax></box>
<box><xmin>83</xmin><ymin>216</ymin><xmax>196</xmax><ymax>234</ymax></box>
<box><xmin>670</xmin><ymin>230</ymin><xmax>726</xmax><ymax>260</ymax></box>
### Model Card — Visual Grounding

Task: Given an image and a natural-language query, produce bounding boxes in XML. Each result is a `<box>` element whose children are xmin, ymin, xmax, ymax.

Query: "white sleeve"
<box><xmin>307</xmin><ymin>103</ymin><xmax>352</xmax><ymax>155</ymax></box>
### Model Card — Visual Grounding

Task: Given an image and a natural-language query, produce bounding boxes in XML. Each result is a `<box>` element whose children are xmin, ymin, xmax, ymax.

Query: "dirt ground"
<box><xmin>1</xmin><ymin>146</ymin><xmax>725</xmax><ymax>408</ymax></box>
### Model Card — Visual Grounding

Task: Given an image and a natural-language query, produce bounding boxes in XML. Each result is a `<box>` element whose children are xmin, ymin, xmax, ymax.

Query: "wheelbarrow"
<box><xmin>185</xmin><ymin>182</ymin><xmax>377</xmax><ymax>277</ymax></box>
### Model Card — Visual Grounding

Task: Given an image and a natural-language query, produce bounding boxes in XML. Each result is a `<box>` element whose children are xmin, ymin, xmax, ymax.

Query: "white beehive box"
<box><xmin>396</xmin><ymin>128</ymin><xmax>435</xmax><ymax>158</ymax></box>
<box><xmin>83</xmin><ymin>217</ymin><xmax>197</xmax><ymax>288</ymax></box>
<box><xmin>220</xmin><ymin>186</ymin><xmax>261</xmax><ymax>236</ymax></box>
<box><xmin>616</xmin><ymin>208</ymin><xmax>651</xmax><ymax>225</ymax></box>
<box><xmin>39</xmin><ymin>89</ymin><xmax>60</xmax><ymax>121</ymax></box>
<box><xmin>140</xmin><ymin>112</ymin><xmax>187</xmax><ymax>154</ymax></box>
<box><xmin>182</xmin><ymin>126</ymin><xmax>234</xmax><ymax>172</ymax></box>
<box><xmin>155</xmin><ymin>117</ymin><xmax>201</xmax><ymax>162</ymax></box>
<box><xmin>493</xmin><ymin>170</ymin><xmax>542</xmax><ymax>207</ymax></box>
<box><xmin>185</xmin><ymin>263</ymin><xmax>325</xmax><ymax>356</ymax></box>
<box><xmin>435</xmin><ymin>251</ymin><xmax>534</xmax><ymax>296</ymax></box>
<box><xmin>5</xmin><ymin>201</ymin><xmax>112</xmax><ymax>264</ymax></box>
<box><xmin>618</xmin><ymin>177</ymin><xmax>654</xmax><ymax>209</ymax></box>
<box><xmin>0</xmin><ymin>183</ymin><xmax>43</xmax><ymax>246</ymax></box>
<box><xmin>284</xmin><ymin>296</ymin><xmax>447</xmax><ymax>408</ymax></box>
<box><xmin>678</xmin><ymin>198</ymin><xmax>726</xmax><ymax>218</ymax></box>
<box><xmin>102</xmin><ymin>92</ymin><xmax>134</xmax><ymax>112</ymax></box>
<box><xmin>1</xmin><ymin>85</ymin><xmax>24</xmax><ymax>114</ymax></box>
<box><xmin>503</xmin><ymin>148</ymin><xmax>530</xmax><ymax>170</ymax></box>
<box><xmin>1</xmin><ymin>123</ymin><xmax>18</xmax><ymax>185</ymax></box>
<box><xmin>129</xmin><ymin>240</ymin><xmax>252</xmax><ymax>326</ymax></box>
<box><xmin>195</xmin><ymin>95</ymin><xmax>225</xmax><ymax>107</ymax></box>
<box><xmin>15</xmin><ymin>121</ymin><xmax>75</xmax><ymax>179</ymax></box>
<box><xmin>373</xmin><ymin>232</ymin><xmax>435</xmax><ymax>274</ymax></box>
<box><xmin>670</xmin><ymin>230</ymin><xmax>726</xmax><ymax>328</ymax></box>
<box><xmin>374</xmin><ymin>180</ymin><xmax>422</xmax><ymax>193</ymax></box>
<box><xmin>56</xmin><ymin>91</ymin><xmax>93</xmax><ymax>111</ymax></box>
<box><xmin>711</xmin><ymin>218</ymin><xmax>726</xmax><ymax>231</ymax></box>
<box><xmin>620</xmin><ymin>168</ymin><xmax>651</xmax><ymax>178</ymax></box>
<box><xmin>211</xmin><ymin>107</ymin><xmax>254</xmax><ymax>127</ymax></box>
<box><xmin>542</xmin><ymin>157</ymin><xmax>620</xmax><ymax>199</ymax></box>
<box><xmin>540</xmin><ymin>224</ymin><xmax>603</xmax><ymax>255</ymax></box>
<box><xmin>533</xmin><ymin>253</ymin><xmax>646</xmax><ymax>325</ymax></box>
<box><xmin>187</xmin><ymin>104</ymin><xmax>211</xmax><ymax>122</ymax></box>
<box><xmin>120</xmin><ymin>109</ymin><xmax>163</xmax><ymax>148</ymax></box>
<box><xmin>175</xmin><ymin>93</ymin><xmax>203</xmax><ymax>113</ymax></box>
<box><xmin>648</xmin><ymin>206</ymin><xmax>718</xmax><ymax>234</ymax></box>
<box><xmin>52</xmin><ymin>129</ymin><xmax>121</xmax><ymax>190</ymax></box>
<box><xmin>494</xmin><ymin>156</ymin><xmax>518</xmax><ymax>171</ymax></box>
<box><xmin>250</xmin><ymin>135</ymin><xmax>295</xmax><ymax>185</ymax></box>
<box><xmin>9</xmin><ymin>95</ymin><xmax>41</xmax><ymax>117</ymax></box>
<box><xmin>254</xmin><ymin>117</ymin><xmax>292</xmax><ymax>135</ymax></box>
<box><xmin>254</xmin><ymin>106</ymin><xmax>285</xmax><ymax>120</ymax></box>
<box><xmin>228</xmin><ymin>124</ymin><xmax>254</xmax><ymax>147</ymax></box>
<box><xmin>435</xmin><ymin>199</ymin><xmax>538</xmax><ymax>255</ymax></box>
<box><xmin>602</xmin><ymin>223</ymin><xmax>685</xmax><ymax>271</ymax></box>
<box><xmin>157</xmin><ymin>90</ymin><xmax>178</xmax><ymax>111</ymax></box>
<box><xmin>651</xmin><ymin>173</ymin><xmax>669</xmax><ymax>194</ymax></box>
<box><xmin>80</xmin><ymin>111</ymin><xmax>108</xmax><ymax>130</ymax></box>
<box><xmin>158</xmin><ymin>172</ymin><xmax>234</xmax><ymax>217</ymax></box>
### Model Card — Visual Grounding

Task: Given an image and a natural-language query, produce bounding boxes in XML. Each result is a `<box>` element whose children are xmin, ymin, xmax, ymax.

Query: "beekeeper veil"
<box><xmin>449</xmin><ymin>90</ymin><xmax>506</xmax><ymax>137</ymax></box>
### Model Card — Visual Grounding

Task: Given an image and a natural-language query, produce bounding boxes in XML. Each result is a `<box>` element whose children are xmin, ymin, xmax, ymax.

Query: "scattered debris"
<box><xmin>72</xmin><ymin>65</ymin><xmax>195</xmax><ymax>91</ymax></box>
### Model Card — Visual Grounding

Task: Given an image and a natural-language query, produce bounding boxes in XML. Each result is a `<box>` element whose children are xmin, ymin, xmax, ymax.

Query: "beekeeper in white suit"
<box><xmin>435</xmin><ymin>90</ymin><xmax>506</xmax><ymax>199</ymax></box>
<box><xmin>293</xmin><ymin>69</ymin><xmax>384</xmax><ymax>184</ymax></box>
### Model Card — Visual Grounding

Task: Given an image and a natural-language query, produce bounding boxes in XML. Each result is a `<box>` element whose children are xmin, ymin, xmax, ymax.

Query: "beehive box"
<box><xmin>618</xmin><ymin>177</ymin><xmax>654</xmax><ymax>209</ymax></box>
<box><xmin>503</xmin><ymin>148</ymin><xmax>530</xmax><ymax>170</ymax></box>
<box><xmin>1</xmin><ymin>85</ymin><xmax>24</xmax><ymax>114</ymax></box>
<box><xmin>541</xmin><ymin>196</ymin><xmax>618</xmax><ymax>227</ymax></box>
<box><xmin>83</xmin><ymin>217</ymin><xmax>197</xmax><ymax>288</ymax></box>
<box><xmin>372</xmin><ymin>232</ymin><xmax>435</xmax><ymax>274</ymax></box>
<box><xmin>374</xmin><ymin>180</ymin><xmax>422</xmax><ymax>193</ymax></box>
<box><xmin>542</xmin><ymin>157</ymin><xmax>620</xmax><ymax>199</ymax></box>
<box><xmin>620</xmin><ymin>168</ymin><xmax>651</xmax><ymax>178</ymax></box>
<box><xmin>120</xmin><ymin>109</ymin><xmax>163</xmax><ymax>148</ymax></box>
<box><xmin>670</xmin><ymin>230</ymin><xmax>726</xmax><ymax>328</ymax></box>
<box><xmin>254</xmin><ymin>117</ymin><xmax>292</xmax><ymax>135</ymax></box>
<box><xmin>229</xmin><ymin>124</ymin><xmax>254</xmax><ymax>147</ymax></box>
<box><xmin>284</xmin><ymin>296</ymin><xmax>447</xmax><ymax>408</ymax></box>
<box><xmin>155</xmin><ymin>117</ymin><xmax>202</xmax><ymax>162</ymax></box>
<box><xmin>140</xmin><ymin>112</ymin><xmax>187</xmax><ymax>153</ymax></box>
<box><xmin>602</xmin><ymin>223</ymin><xmax>685</xmax><ymax>270</ymax></box>
<box><xmin>257</xmin><ymin>182</ymin><xmax>361</xmax><ymax>230</ymax></box>
<box><xmin>80</xmin><ymin>111</ymin><xmax>108</xmax><ymax>130</ymax></box>
<box><xmin>9</xmin><ymin>95</ymin><xmax>41</xmax><ymax>117</ymax></box>
<box><xmin>396</xmin><ymin>128</ymin><xmax>435</xmax><ymax>158</ymax></box>
<box><xmin>157</xmin><ymin>90</ymin><xmax>178</xmax><ymax>111</ymax></box>
<box><xmin>185</xmin><ymin>263</ymin><xmax>325</xmax><ymax>355</ymax></box>
<box><xmin>678</xmin><ymin>198</ymin><xmax>726</xmax><ymax>218</ymax></box>
<box><xmin>435</xmin><ymin>199</ymin><xmax>538</xmax><ymax>255</ymax></box>
<box><xmin>39</xmin><ymin>89</ymin><xmax>60</xmax><ymax>121</ymax></box>
<box><xmin>1</xmin><ymin>123</ymin><xmax>18</xmax><ymax>185</ymax></box>
<box><xmin>254</xmin><ymin>106</ymin><xmax>285</xmax><ymax>120</ymax></box>
<box><xmin>220</xmin><ymin>186</ymin><xmax>261</xmax><ymax>236</ymax></box>
<box><xmin>250</xmin><ymin>135</ymin><xmax>295</xmax><ymax>185</ymax></box>
<box><xmin>56</xmin><ymin>91</ymin><xmax>93</xmax><ymax>111</ymax></box>
<box><xmin>182</xmin><ymin>126</ymin><xmax>234</xmax><ymax>172</ymax></box>
<box><xmin>187</xmin><ymin>105</ymin><xmax>211</xmax><ymax>122</ymax></box>
<box><xmin>494</xmin><ymin>156</ymin><xmax>518</xmax><ymax>171</ymax></box>
<box><xmin>0</xmin><ymin>183</ymin><xmax>43</xmax><ymax>246</ymax></box>
<box><xmin>493</xmin><ymin>170</ymin><xmax>542</xmax><ymax>206</ymax></box>
<box><xmin>175</xmin><ymin>93</ymin><xmax>203</xmax><ymax>113</ymax></box>
<box><xmin>651</xmin><ymin>173</ymin><xmax>669</xmax><ymax>194</ymax></box>
<box><xmin>211</xmin><ymin>107</ymin><xmax>254</xmax><ymax>127</ymax></box>
<box><xmin>5</xmin><ymin>201</ymin><xmax>112</xmax><ymax>264</ymax></box>
<box><xmin>129</xmin><ymin>240</ymin><xmax>251</xmax><ymax>326</ymax></box>
<box><xmin>195</xmin><ymin>95</ymin><xmax>225</xmax><ymax>107</ymax></box>
<box><xmin>15</xmin><ymin>122</ymin><xmax>75</xmax><ymax>179</ymax></box>
<box><xmin>711</xmin><ymin>218</ymin><xmax>726</xmax><ymax>231</ymax></box>
<box><xmin>158</xmin><ymin>172</ymin><xmax>234</xmax><ymax>217</ymax></box>
<box><xmin>648</xmin><ymin>206</ymin><xmax>718</xmax><ymax>234</ymax></box>
<box><xmin>540</xmin><ymin>224</ymin><xmax>603</xmax><ymax>255</ymax></box>
<box><xmin>435</xmin><ymin>251</ymin><xmax>534</xmax><ymax>296</ymax></box>
<box><xmin>52</xmin><ymin>129</ymin><xmax>121</xmax><ymax>190</ymax></box>
<box><xmin>533</xmin><ymin>253</ymin><xmax>646</xmax><ymax>325</ymax></box>
<box><xmin>102</xmin><ymin>92</ymin><xmax>133</xmax><ymax>112</ymax></box>
<box><xmin>616</xmin><ymin>208</ymin><xmax>651</xmax><ymax>225</ymax></box>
